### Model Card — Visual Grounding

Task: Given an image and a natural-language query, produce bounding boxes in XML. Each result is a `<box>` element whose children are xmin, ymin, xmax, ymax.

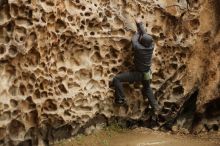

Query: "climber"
<box><xmin>112</xmin><ymin>18</ymin><xmax>161</xmax><ymax>113</ymax></box>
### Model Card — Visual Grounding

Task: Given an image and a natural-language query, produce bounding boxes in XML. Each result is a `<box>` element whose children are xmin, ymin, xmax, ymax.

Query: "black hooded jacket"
<box><xmin>131</xmin><ymin>22</ymin><xmax>154</xmax><ymax>72</ymax></box>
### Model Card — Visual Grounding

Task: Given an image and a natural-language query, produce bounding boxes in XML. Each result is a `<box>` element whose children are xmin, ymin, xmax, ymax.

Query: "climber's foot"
<box><xmin>115</xmin><ymin>97</ymin><xmax>126</xmax><ymax>105</ymax></box>
<box><xmin>154</xmin><ymin>105</ymin><xmax>162</xmax><ymax>115</ymax></box>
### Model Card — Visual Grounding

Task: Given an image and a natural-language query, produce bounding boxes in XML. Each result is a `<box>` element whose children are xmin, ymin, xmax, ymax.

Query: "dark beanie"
<box><xmin>140</xmin><ymin>34</ymin><xmax>153</xmax><ymax>47</ymax></box>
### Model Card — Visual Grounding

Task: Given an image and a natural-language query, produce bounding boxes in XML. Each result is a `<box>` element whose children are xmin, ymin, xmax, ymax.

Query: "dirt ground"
<box><xmin>53</xmin><ymin>127</ymin><xmax>220</xmax><ymax>146</ymax></box>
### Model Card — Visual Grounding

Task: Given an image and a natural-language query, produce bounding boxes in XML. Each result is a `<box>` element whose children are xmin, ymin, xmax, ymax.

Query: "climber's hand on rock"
<box><xmin>135</xmin><ymin>17</ymin><xmax>142</xmax><ymax>24</ymax></box>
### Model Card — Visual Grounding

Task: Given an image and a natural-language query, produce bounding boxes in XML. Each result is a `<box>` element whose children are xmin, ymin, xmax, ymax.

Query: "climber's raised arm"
<box><xmin>132</xmin><ymin>18</ymin><xmax>153</xmax><ymax>49</ymax></box>
<box><xmin>131</xmin><ymin>32</ymin><xmax>140</xmax><ymax>47</ymax></box>
<box><xmin>135</xmin><ymin>18</ymin><xmax>146</xmax><ymax>35</ymax></box>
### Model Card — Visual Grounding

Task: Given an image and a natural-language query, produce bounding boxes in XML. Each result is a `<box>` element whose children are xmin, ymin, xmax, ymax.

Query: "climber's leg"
<box><xmin>113</xmin><ymin>71</ymin><xmax>143</xmax><ymax>104</ymax></box>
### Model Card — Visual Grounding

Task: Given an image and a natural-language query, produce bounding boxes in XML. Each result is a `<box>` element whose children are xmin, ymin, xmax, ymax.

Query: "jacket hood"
<box><xmin>140</xmin><ymin>34</ymin><xmax>153</xmax><ymax>47</ymax></box>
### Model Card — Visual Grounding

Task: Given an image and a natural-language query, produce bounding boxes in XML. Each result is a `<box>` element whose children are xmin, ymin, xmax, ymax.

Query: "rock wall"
<box><xmin>0</xmin><ymin>0</ymin><xmax>219</xmax><ymax>145</ymax></box>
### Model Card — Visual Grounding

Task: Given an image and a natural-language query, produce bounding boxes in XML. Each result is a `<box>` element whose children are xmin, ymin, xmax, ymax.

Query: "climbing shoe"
<box><xmin>154</xmin><ymin>105</ymin><xmax>162</xmax><ymax>115</ymax></box>
<box><xmin>114</xmin><ymin>97</ymin><xmax>126</xmax><ymax>105</ymax></box>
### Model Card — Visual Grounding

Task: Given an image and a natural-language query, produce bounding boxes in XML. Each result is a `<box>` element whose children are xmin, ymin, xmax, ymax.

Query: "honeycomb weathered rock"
<box><xmin>0</xmin><ymin>0</ymin><xmax>219</xmax><ymax>145</ymax></box>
